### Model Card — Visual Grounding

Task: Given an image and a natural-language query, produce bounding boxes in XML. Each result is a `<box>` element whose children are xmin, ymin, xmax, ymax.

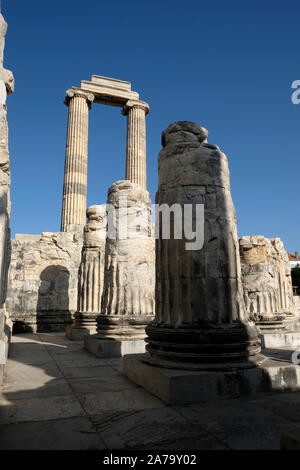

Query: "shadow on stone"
<box><xmin>36</xmin><ymin>265</ymin><xmax>72</xmax><ymax>332</ymax></box>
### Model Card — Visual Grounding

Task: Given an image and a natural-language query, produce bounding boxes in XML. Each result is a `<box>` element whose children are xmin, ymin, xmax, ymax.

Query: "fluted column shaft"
<box><xmin>123</xmin><ymin>100</ymin><xmax>149</xmax><ymax>190</ymax></box>
<box><xmin>61</xmin><ymin>89</ymin><xmax>94</xmax><ymax>232</ymax></box>
<box><xmin>98</xmin><ymin>180</ymin><xmax>155</xmax><ymax>339</ymax></box>
<box><xmin>145</xmin><ymin>122</ymin><xmax>261</xmax><ymax>367</ymax></box>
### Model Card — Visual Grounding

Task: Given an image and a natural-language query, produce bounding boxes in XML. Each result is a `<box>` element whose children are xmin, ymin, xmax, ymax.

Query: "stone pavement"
<box><xmin>0</xmin><ymin>333</ymin><xmax>300</xmax><ymax>450</ymax></box>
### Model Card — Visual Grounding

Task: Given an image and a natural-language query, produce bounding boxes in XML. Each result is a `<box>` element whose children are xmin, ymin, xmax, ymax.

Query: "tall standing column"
<box><xmin>123</xmin><ymin>100</ymin><xmax>149</xmax><ymax>190</ymax></box>
<box><xmin>61</xmin><ymin>89</ymin><xmax>94</xmax><ymax>232</ymax></box>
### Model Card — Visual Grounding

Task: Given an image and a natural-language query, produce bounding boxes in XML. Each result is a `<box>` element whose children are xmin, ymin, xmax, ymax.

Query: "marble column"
<box><xmin>61</xmin><ymin>89</ymin><xmax>94</xmax><ymax>233</ymax></box>
<box><xmin>98</xmin><ymin>180</ymin><xmax>154</xmax><ymax>338</ymax></box>
<box><xmin>84</xmin><ymin>180</ymin><xmax>155</xmax><ymax>357</ymax></box>
<box><xmin>144</xmin><ymin>121</ymin><xmax>261</xmax><ymax>369</ymax></box>
<box><xmin>66</xmin><ymin>205</ymin><xmax>106</xmax><ymax>340</ymax></box>
<box><xmin>122</xmin><ymin>100</ymin><xmax>149</xmax><ymax>190</ymax></box>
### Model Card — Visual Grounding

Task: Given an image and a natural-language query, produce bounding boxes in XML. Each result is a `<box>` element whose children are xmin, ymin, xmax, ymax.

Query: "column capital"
<box><xmin>122</xmin><ymin>99</ymin><xmax>149</xmax><ymax>116</ymax></box>
<box><xmin>64</xmin><ymin>88</ymin><xmax>95</xmax><ymax>107</ymax></box>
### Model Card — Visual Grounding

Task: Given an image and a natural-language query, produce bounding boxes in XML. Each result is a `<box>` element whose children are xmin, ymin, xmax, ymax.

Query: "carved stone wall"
<box><xmin>71</xmin><ymin>205</ymin><xmax>106</xmax><ymax>334</ymax></box>
<box><xmin>240</xmin><ymin>236</ymin><xmax>295</xmax><ymax>327</ymax></box>
<box><xmin>145</xmin><ymin>121</ymin><xmax>261</xmax><ymax>367</ymax></box>
<box><xmin>6</xmin><ymin>232</ymin><xmax>83</xmax><ymax>333</ymax></box>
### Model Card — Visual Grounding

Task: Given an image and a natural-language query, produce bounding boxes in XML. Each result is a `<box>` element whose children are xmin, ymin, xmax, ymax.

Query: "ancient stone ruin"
<box><xmin>124</xmin><ymin>122</ymin><xmax>300</xmax><ymax>404</ymax></box>
<box><xmin>0</xmin><ymin>13</ymin><xmax>14</xmax><ymax>384</ymax></box>
<box><xmin>147</xmin><ymin>122</ymin><xmax>261</xmax><ymax>365</ymax></box>
<box><xmin>7</xmin><ymin>232</ymin><xmax>83</xmax><ymax>333</ymax></box>
<box><xmin>6</xmin><ymin>74</ymin><xmax>151</xmax><ymax>335</ymax></box>
<box><xmin>85</xmin><ymin>180</ymin><xmax>155</xmax><ymax>357</ymax></box>
<box><xmin>240</xmin><ymin>235</ymin><xmax>295</xmax><ymax>330</ymax></box>
<box><xmin>0</xmin><ymin>8</ymin><xmax>300</xmax><ymax>418</ymax></box>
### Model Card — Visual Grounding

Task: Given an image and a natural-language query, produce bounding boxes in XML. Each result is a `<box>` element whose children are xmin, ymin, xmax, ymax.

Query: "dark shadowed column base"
<box><xmin>255</xmin><ymin>312</ymin><xmax>286</xmax><ymax>332</ymax></box>
<box><xmin>144</xmin><ymin>321</ymin><xmax>262</xmax><ymax>371</ymax></box>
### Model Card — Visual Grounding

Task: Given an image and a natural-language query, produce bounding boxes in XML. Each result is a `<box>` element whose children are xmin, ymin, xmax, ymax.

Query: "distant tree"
<box><xmin>291</xmin><ymin>266</ymin><xmax>300</xmax><ymax>295</ymax></box>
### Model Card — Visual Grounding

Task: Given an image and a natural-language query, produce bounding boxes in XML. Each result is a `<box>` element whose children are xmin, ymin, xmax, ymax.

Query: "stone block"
<box><xmin>66</xmin><ymin>325</ymin><xmax>97</xmax><ymax>341</ymax></box>
<box><xmin>84</xmin><ymin>334</ymin><xmax>146</xmax><ymax>358</ymax></box>
<box><xmin>123</xmin><ymin>353</ymin><xmax>300</xmax><ymax>405</ymax></box>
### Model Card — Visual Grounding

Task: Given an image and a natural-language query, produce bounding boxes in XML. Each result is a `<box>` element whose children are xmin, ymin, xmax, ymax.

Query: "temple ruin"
<box><xmin>61</xmin><ymin>76</ymin><xmax>149</xmax><ymax>232</ymax></box>
<box><xmin>0</xmin><ymin>9</ymin><xmax>300</xmax><ymax>451</ymax></box>
<box><xmin>0</xmin><ymin>13</ymin><xmax>13</xmax><ymax>385</ymax></box>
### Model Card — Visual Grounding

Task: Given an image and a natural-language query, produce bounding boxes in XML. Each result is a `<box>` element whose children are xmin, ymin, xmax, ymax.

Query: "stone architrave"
<box><xmin>61</xmin><ymin>89</ymin><xmax>94</xmax><ymax>233</ymax></box>
<box><xmin>240</xmin><ymin>236</ymin><xmax>296</xmax><ymax>330</ymax></box>
<box><xmin>144</xmin><ymin>121</ymin><xmax>261</xmax><ymax>368</ymax></box>
<box><xmin>84</xmin><ymin>180</ymin><xmax>155</xmax><ymax>357</ymax></box>
<box><xmin>66</xmin><ymin>205</ymin><xmax>106</xmax><ymax>340</ymax></box>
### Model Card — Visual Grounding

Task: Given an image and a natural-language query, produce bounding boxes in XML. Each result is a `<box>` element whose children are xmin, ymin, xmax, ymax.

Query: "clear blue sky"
<box><xmin>3</xmin><ymin>0</ymin><xmax>300</xmax><ymax>253</ymax></box>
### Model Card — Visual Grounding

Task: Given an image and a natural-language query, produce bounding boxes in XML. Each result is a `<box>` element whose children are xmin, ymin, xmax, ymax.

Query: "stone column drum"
<box><xmin>126</xmin><ymin>122</ymin><xmax>262</xmax><ymax>373</ymax></box>
<box><xmin>123</xmin><ymin>100</ymin><xmax>149</xmax><ymax>190</ymax></box>
<box><xmin>61</xmin><ymin>89</ymin><xmax>94</xmax><ymax>233</ymax></box>
<box><xmin>66</xmin><ymin>205</ymin><xmax>106</xmax><ymax>340</ymax></box>
<box><xmin>84</xmin><ymin>180</ymin><xmax>155</xmax><ymax>357</ymax></box>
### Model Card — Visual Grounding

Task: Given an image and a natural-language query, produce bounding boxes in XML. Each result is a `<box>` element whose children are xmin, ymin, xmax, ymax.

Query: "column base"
<box><xmin>97</xmin><ymin>314</ymin><xmax>152</xmax><ymax>340</ymax></box>
<box><xmin>84</xmin><ymin>334</ymin><xmax>146</xmax><ymax>358</ymax></box>
<box><xmin>65</xmin><ymin>325</ymin><xmax>97</xmax><ymax>341</ymax></box>
<box><xmin>145</xmin><ymin>321</ymin><xmax>261</xmax><ymax>366</ymax></box>
<box><xmin>123</xmin><ymin>352</ymin><xmax>300</xmax><ymax>405</ymax></box>
<box><xmin>255</xmin><ymin>313</ymin><xmax>286</xmax><ymax>332</ymax></box>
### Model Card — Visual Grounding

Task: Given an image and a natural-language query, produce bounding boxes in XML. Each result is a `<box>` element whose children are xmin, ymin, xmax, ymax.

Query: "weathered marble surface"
<box><xmin>98</xmin><ymin>180</ymin><xmax>155</xmax><ymax>339</ymax></box>
<box><xmin>144</xmin><ymin>121</ymin><xmax>261</xmax><ymax>367</ymax></box>
<box><xmin>240</xmin><ymin>236</ymin><xmax>295</xmax><ymax>328</ymax></box>
<box><xmin>123</xmin><ymin>100</ymin><xmax>149</xmax><ymax>190</ymax></box>
<box><xmin>67</xmin><ymin>205</ymin><xmax>106</xmax><ymax>338</ymax></box>
<box><xmin>61</xmin><ymin>89</ymin><xmax>94</xmax><ymax>233</ymax></box>
<box><xmin>0</xmin><ymin>13</ymin><xmax>13</xmax><ymax>385</ymax></box>
<box><xmin>6</xmin><ymin>232</ymin><xmax>83</xmax><ymax>333</ymax></box>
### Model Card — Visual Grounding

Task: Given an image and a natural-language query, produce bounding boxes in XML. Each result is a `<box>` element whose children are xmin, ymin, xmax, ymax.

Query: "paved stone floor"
<box><xmin>0</xmin><ymin>333</ymin><xmax>300</xmax><ymax>450</ymax></box>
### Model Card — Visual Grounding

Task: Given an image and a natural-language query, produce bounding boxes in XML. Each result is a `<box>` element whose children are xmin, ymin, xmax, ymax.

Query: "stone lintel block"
<box><xmin>90</xmin><ymin>75</ymin><xmax>131</xmax><ymax>91</ymax></box>
<box><xmin>123</xmin><ymin>353</ymin><xmax>300</xmax><ymax>406</ymax></box>
<box><xmin>80</xmin><ymin>81</ymin><xmax>139</xmax><ymax>107</ymax></box>
<box><xmin>84</xmin><ymin>334</ymin><xmax>146</xmax><ymax>358</ymax></box>
<box><xmin>65</xmin><ymin>325</ymin><xmax>96</xmax><ymax>341</ymax></box>
<box><xmin>281</xmin><ymin>428</ymin><xmax>300</xmax><ymax>450</ymax></box>
<box><xmin>260</xmin><ymin>331</ymin><xmax>300</xmax><ymax>349</ymax></box>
